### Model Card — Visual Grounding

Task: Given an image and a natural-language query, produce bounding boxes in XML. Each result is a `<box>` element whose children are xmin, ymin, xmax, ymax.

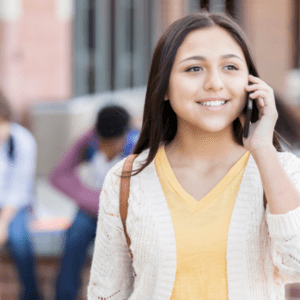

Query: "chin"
<box><xmin>196</xmin><ymin>122</ymin><xmax>229</xmax><ymax>132</ymax></box>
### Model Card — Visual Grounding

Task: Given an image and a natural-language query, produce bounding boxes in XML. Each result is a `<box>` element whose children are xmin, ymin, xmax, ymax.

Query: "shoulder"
<box><xmin>77</xmin><ymin>127</ymin><xmax>97</xmax><ymax>148</ymax></box>
<box><xmin>126</xmin><ymin>128</ymin><xmax>140</xmax><ymax>140</ymax></box>
<box><xmin>10</xmin><ymin>123</ymin><xmax>37</xmax><ymax>152</ymax></box>
<box><xmin>107</xmin><ymin>149</ymin><xmax>149</xmax><ymax>182</ymax></box>
<box><xmin>100</xmin><ymin>149</ymin><xmax>151</xmax><ymax>219</ymax></box>
<box><xmin>102</xmin><ymin>149</ymin><xmax>150</xmax><ymax>194</ymax></box>
<box><xmin>121</xmin><ymin>129</ymin><xmax>140</xmax><ymax>155</ymax></box>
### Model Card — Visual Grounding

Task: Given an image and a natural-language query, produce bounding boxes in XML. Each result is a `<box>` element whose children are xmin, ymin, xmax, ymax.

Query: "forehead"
<box><xmin>174</xmin><ymin>26</ymin><xmax>246</xmax><ymax>62</ymax></box>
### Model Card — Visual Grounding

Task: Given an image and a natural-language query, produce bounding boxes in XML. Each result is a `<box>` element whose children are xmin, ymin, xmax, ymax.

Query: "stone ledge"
<box><xmin>1</xmin><ymin>227</ymin><xmax>94</xmax><ymax>258</ymax></box>
<box><xmin>0</xmin><ymin>251</ymin><xmax>91</xmax><ymax>300</ymax></box>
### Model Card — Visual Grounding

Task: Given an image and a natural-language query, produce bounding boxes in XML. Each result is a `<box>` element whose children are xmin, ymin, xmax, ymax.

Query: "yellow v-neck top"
<box><xmin>154</xmin><ymin>145</ymin><xmax>250</xmax><ymax>300</ymax></box>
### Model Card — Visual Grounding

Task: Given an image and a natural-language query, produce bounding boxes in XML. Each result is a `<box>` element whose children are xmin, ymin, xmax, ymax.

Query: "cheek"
<box><xmin>169</xmin><ymin>74</ymin><xmax>199</xmax><ymax>101</ymax></box>
<box><xmin>229</xmin><ymin>78</ymin><xmax>248</xmax><ymax>104</ymax></box>
<box><xmin>231</xmin><ymin>76</ymin><xmax>247</xmax><ymax>94</ymax></box>
<box><xmin>225</xmin><ymin>82</ymin><xmax>248</xmax><ymax>117</ymax></box>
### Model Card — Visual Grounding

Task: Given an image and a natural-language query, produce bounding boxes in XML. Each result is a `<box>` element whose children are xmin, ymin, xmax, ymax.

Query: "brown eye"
<box><xmin>224</xmin><ymin>65</ymin><xmax>238</xmax><ymax>71</ymax></box>
<box><xmin>187</xmin><ymin>66</ymin><xmax>202</xmax><ymax>72</ymax></box>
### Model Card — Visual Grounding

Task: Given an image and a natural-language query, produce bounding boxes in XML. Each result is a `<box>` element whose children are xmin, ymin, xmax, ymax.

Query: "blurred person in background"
<box><xmin>0</xmin><ymin>92</ymin><xmax>40</xmax><ymax>299</ymax></box>
<box><xmin>49</xmin><ymin>105</ymin><xmax>139</xmax><ymax>300</ymax></box>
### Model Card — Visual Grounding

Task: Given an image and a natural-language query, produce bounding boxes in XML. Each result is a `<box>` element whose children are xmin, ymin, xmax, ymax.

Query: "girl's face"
<box><xmin>166</xmin><ymin>26</ymin><xmax>249</xmax><ymax>135</ymax></box>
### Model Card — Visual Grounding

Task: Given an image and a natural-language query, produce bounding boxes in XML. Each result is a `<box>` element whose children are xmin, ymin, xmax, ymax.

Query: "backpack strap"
<box><xmin>119</xmin><ymin>154</ymin><xmax>138</xmax><ymax>261</ymax></box>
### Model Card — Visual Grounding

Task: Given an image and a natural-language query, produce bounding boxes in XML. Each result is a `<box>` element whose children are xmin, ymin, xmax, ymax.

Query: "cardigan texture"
<box><xmin>88</xmin><ymin>149</ymin><xmax>300</xmax><ymax>300</ymax></box>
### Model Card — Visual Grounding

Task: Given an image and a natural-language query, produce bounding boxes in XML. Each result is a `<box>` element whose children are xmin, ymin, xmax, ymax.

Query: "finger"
<box><xmin>249</xmin><ymin>90</ymin><xmax>275</xmax><ymax>108</ymax></box>
<box><xmin>245</xmin><ymin>84</ymin><xmax>270</xmax><ymax>92</ymax></box>
<box><xmin>249</xmin><ymin>90</ymin><xmax>270</xmax><ymax>105</ymax></box>
<box><xmin>247</xmin><ymin>90</ymin><xmax>270</xmax><ymax>106</ymax></box>
<box><xmin>254</xmin><ymin>96</ymin><xmax>266</xmax><ymax>109</ymax></box>
<box><xmin>248</xmin><ymin>75</ymin><xmax>272</xmax><ymax>89</ymax></box>
<box><xmin>249</xmin><ymin>90</ymin><xmax>268</xmax><ymax>99</ymax></box>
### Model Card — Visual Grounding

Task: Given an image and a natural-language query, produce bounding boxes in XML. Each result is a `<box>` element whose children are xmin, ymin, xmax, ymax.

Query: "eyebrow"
<box><xmin>179</xmin><ymin>54</ymin><xmax>243</xmax><ymax>64</ymax></box>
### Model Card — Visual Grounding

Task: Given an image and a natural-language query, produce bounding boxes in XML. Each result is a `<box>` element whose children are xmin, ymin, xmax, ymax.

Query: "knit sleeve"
<box><xmin>88</xmin><ymin>160</ymin><xmax>134</xmax><ymax>300</ymax></box>
<box><xmin>266</xmin><ymin>152</ymin><xmax>300</xmax><ymax>283</ymax></box>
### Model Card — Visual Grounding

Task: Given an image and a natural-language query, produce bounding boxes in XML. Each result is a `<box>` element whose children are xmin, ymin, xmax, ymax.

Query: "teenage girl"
<box><xmin>88</xmin><ymin>11</ymin><xmax>300</xmax><ymax>300</ymax></box>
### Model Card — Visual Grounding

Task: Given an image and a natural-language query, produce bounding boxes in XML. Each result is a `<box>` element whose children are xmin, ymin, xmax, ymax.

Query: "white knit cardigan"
<box><xmin>88</xmin><ymin>149</ymin><xmax>300</xmax><ymax>300</ymax></box>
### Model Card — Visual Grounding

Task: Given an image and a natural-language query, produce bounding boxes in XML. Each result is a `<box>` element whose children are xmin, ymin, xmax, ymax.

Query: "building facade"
<box><xmin>0</xmin><ymin>0</ymin><xmax>299</xmax><ymax>126</ymax></box>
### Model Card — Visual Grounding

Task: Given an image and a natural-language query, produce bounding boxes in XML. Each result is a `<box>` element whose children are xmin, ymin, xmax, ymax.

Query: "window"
<box><xmin>73</xmin><ymin>0</ymin><xmax>155</xmax><ymax>96</ymax></box>
<box><xmin>190</xmin><ymin>0</ymin><xmax>237</xmax><ymax>18</ymax></box>
<box><xmin>201</xmin><ymin>0</ymin><xmax>226</xmax><ymax>13</ymax></box>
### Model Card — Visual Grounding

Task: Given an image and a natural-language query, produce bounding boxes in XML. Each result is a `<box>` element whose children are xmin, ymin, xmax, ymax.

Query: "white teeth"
<box><xmin>199</xmin><ymin>101</ymin><xmax>226</xmax><ymax>106</ymax></box>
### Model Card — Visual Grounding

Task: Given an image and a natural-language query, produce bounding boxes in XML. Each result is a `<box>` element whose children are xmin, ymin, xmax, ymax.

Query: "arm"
<box><xmin>0</xmin><ymin>207</ymin><xmax>17</xmax><ymax>248</ymax></box>
<box><xmin>0</xmin><ymin>129</ymin><xmax>37</xmax><ymax>246</ymax></box>
<box><xmin>252</xmin><ymin>147</ymin><xmax>300</xmax><ymax>215</ymax></box>
<box><xmin>49</xmin><ymin>128</ymin><xmax>101</xmax><ymax>216</ymax></box>
<box><xmin>4</xmin><ymin>131</ymin><xmax>37</xmax><ymax>209</ymax></box>
<box><xmin>88</xmin><ymin>161</ymin><xmax>134</xmax><ymax>299</ymax></box>
<box><xmin>253</xmin><ymin>147</ymin><xmax>300</xmax><ymax>282</ymax></box>
<box><xmin>0</xmin><ymin>207</ymin><xmax>17</xmax><ymax>225</ymax></box>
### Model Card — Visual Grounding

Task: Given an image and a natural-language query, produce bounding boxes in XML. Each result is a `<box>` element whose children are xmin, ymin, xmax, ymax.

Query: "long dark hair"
<box><xmin>132</xmin><ymin>10</ymin><xmax>286</xmax><ymax>176</ymax></box>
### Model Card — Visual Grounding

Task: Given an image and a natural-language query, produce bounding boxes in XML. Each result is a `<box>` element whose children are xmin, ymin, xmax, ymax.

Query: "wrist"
<box><xmin>0</xmin><ymin>206</ymin><xmax>17</xmax><ymax>226</ymax></box>
<box><xmin>251</xmin><ymin>145</ymin><xmax>277</xmax><ymax>161</ymax></box>
<box><xmin>0</xmin><ymin>221</ymin><xmax>9</xmax><ymax>230</ymax></box>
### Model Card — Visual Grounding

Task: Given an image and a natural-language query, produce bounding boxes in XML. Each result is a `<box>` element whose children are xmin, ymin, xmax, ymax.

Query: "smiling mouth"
<box><xmin>196</xmin><ymin>101</ymin><xmax>229</xmax><ymax>111</ymax></box>
<box><xmin>197</xmin><ymin>100</ymin><xmax>229</xmax><ymax>106</ymax></box>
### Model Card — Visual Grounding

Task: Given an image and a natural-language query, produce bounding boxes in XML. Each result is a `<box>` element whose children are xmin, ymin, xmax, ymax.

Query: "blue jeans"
<box><xmin>7</xmin><ymin>207</ymin><xmax>40</xmax><ymax>300</ymax></box>
<box><xmin>56</xmin><ymin>210</ymin><xmax>97</xmax><ymax>300</ymax></box>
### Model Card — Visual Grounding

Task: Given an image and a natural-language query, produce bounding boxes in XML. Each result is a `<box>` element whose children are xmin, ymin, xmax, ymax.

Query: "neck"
<box><xmin>100</xmin><ymin>144</ymin><xmax>119</xmax><ymax>161</ymax></box>
<box><xmin>165</xmin><ymin>125</ymin><xmax>244</xmax><ymax>166</ymax></box>
<box><xmin>99</xmin><ymin>138</ymin><xmax>124</xmax><ymax>162</ymax></box>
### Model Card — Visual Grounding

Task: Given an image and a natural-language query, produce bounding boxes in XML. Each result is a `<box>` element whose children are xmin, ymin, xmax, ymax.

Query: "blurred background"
<box><xmin>0</xmin><ymin>0</ymin><xmax>299</xmax><ymax>299</ymax></box>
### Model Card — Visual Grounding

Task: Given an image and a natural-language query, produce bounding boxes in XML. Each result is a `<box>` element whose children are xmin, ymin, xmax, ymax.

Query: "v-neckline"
<box><xmin>157</xmin><ymin>145</ymin><xmax>250</xmax><ymax>211</ymax></box>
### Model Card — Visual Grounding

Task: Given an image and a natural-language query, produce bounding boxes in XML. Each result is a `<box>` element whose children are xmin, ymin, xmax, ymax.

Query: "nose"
<box><xmin>203</xmin><ymin>69</ymin><xmax>224</xmax><ymax>92</ymax></box>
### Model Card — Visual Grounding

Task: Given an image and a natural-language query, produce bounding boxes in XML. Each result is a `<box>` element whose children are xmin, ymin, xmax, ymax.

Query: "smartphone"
<box><xmin>243</xmin><ymin>96</ymin><xmax>253</xmax><ymax>138</ymax></box>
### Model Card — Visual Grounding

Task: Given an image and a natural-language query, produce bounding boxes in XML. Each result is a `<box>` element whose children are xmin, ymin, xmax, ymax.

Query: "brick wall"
<box><xmin>0</xmin><ymin>252</ymin><xmax>91</xmax><ymax>300</ymax></box>
<box><xmin>0</xmin><ymin>0</ymin><xmax>72</xmax><ymax>126</ymax></box>
<box><xmin>161</xmin><ymin>0</ymin><xmax>186</xmax><ymax>30</ymax></box>
<box><xmin>242</xmin><ymin>0</ymin><xmax>296</xmax><ymax>95</ymax></box>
